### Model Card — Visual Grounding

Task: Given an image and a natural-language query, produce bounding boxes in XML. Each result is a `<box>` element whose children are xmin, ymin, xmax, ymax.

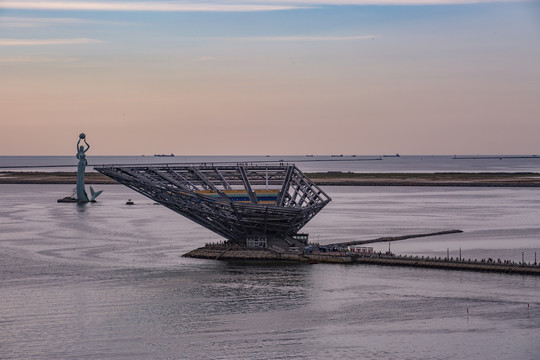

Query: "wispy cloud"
<box><xmin>0</xmin><ymin>16</ymin><xmax>127</xmax><ymax>28</ymax></box>
<box><xmin>236</xmin><ymin>0</ymin><xmax>524</xmax><ymax>3</ymax></box>
<box><xmin>0</xmin><ymin>38</ymin><xmax>101</xmax><ymax>46</ymax></box>
<box><xmin>0</xmin><ymin>0</ymin><xmax>526</xmax><ymax>13</ymax></box>
<box><xmin>0</xmin><ymin>56</ymin><xmax>80</xmax><ymax>63</ymax></box>
<box><xmin>192</xmin><ymin>35</ymin><xmax>378</xmax><ymax>42</ymax></box>
<box><xmin>238</xmin><ymin>35</ymin><xmax>377</xmax><ymax>42</ymax></box>
<box><xmin>0</xmin><ymin>1</ymin><xmax>301</xmax><ymax>12</ymax></box>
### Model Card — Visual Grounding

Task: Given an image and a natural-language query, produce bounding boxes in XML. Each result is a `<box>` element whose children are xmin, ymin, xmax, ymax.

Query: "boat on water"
<box><xmin>383</xmin><ymin>153</ymin><xmax>400</xmax><ymax>158</ymax></box>
<box><xmin>154</xmin><ymin>154</ymin><xmax>175</xmax><ymax>157</ymax></box>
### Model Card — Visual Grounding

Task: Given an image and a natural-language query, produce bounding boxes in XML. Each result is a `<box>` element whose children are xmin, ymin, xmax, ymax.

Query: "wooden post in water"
<box><xmin>447</xmin><ymin>248</ymin><xmax>449</xmax><ymax>260</ymax></box>
<box><xmin>459</xmin><ymin>247</ymin><xmax>462</xmax><ymax>261</ymax></box>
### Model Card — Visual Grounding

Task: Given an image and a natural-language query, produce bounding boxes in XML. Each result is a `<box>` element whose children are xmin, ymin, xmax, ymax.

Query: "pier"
<box><xmin>184</xmin><ymin>245</ymin><xmax>540</xmax><ymax>276</ymax></box>
<box><xmin>322</xmin><ymin>230</ymin><xmax>463</xmax><ymax>248</ymax></box>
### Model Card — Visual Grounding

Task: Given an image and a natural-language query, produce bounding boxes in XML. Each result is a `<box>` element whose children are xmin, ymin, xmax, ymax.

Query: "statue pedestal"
<box><xmin>57</xmin><ymin>196</ymin><xmax>78</xmax><ymax>203</ymax></box>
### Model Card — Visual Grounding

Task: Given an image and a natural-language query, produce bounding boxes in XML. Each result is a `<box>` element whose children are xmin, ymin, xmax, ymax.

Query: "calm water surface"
<box><xmin>1</xmin><ymin>184</ymin><xmax>539</xmax><ymax>359</ymax></box>
<box><xmin>2</xmin><ymin>155</ymin><xmax>540</xmax><ymax>173</ymax></box>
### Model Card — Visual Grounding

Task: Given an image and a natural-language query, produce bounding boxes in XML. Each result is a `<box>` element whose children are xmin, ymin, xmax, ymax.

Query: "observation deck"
<box><xmin>95</xmin><ymin>163</ymin><xmax>331</xmax><ymax>249</ymax></box>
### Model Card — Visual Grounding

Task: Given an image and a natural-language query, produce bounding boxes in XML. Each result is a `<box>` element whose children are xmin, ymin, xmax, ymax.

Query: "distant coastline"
<box><xmin>2</xmin><ymin>171</ymin><xmax>540</xmax><ymax>187</ymax></box>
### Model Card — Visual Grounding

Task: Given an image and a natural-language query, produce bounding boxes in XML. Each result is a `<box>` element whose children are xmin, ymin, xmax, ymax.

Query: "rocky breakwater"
<box><xmin>349</xmin><ymin>254</ymin><xmax>540</xmax><ymax>276</ymax></box>
<box><xmin>184</xmin><ymin>244</ymin><xmax>346</xmax><ymax>262</ymax></box>
<box><xmin>184</xmin><ymin>244</ymin><xmax>540</xmax><ymax>276</ymax></box>
<box><xmin>184</xmin><ymin>245</ymin><xmax>284</xmax><ymax>261</ymax></box>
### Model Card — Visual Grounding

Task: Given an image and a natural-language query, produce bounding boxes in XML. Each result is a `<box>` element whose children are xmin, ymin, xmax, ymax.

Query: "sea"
<box><xmin>1</xmin><ymin>154</ymin><xmax>540</xmax><ymax>173</ymax></box>
<box><xmin>1</xmin><ymin>155</ymin><xmax>540</xmax><ymax>359</ymax></box>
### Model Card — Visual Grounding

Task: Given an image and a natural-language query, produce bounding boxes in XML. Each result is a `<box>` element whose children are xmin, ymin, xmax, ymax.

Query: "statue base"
<box><xmin>57</xmin><ymin>196</ymin><xmax>96</xmax><ymax>203</ymax></box>
<box><xmin>57</xmin><ymin>196</ymin><xmax>78</xmax><ymax>203</ymax></box>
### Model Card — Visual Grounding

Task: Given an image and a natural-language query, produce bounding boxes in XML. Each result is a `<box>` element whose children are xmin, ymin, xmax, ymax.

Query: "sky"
<box><xmin>1</xmin><ymin>0</ymin><xmax>539</xmax><ymax>156</ymax></box>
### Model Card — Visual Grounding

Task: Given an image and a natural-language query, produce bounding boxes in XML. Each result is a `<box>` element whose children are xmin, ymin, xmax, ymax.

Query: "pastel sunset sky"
<box><xmin>1</xmin><ymin>0</ymin><xmax>539</xmax><ymax>155</ymax></box>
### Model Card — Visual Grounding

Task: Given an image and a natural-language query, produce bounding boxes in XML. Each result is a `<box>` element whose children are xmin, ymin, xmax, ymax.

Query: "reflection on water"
<box><xmin>1</xmin><ymin>184</ymin><xmax>539</xmax><ymax>359</ymax></box>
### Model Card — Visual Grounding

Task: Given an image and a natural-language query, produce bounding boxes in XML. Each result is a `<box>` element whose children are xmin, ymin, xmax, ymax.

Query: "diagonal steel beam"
<box><xmin>276</xmin><ymin>165</ymin><xmax>294</xmax><ymax>207</ymax></box>
<box><xmin>164</xmin><ymin>168</ymin><xmax>199</xmax><ymax>190</ymax></box>
<box><xmin>189</xmin><ymin>167</ymin><xmax>232</xmax><ymax>202</ymax></box>
<box><xmin>214</xmin><ymin>167</ymin><xmax>232</xmax><ymax>190</ymax></box>
<box><xmin>238</xmin><ymin>165</ymin><xmax>258</xmax><ymax>204</ymax></box>
<box><xmin>147</xmin><ymin>168</ymin><xmax>192</xmax><ymax>192</ymax></box>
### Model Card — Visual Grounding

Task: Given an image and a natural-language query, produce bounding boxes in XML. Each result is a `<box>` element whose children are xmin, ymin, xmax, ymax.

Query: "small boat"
<box><xmin>154</xmin><ymin>154</ymin><xmax>175</xmax><ymax>157</ymax></box>
<box><xmin>126</xmin><ymin>199</ymin><xmax>134</xmax><ymax>205</ymax></box>
<box><xmin>383</xmin><ymin>153</ymin><xmax>400</xmax><ymax>158</ymax></box>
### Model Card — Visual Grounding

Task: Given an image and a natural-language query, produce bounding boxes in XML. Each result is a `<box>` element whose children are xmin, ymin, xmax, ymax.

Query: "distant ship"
<box><xmin>383</xmin><ymin>154</ymin><xmax>400</xmax><ymax>158</ymax></box>
<box><xmin>154</xmin><ymin>154</ymin><xmax>175</xmax><ymax>157</ymax></box>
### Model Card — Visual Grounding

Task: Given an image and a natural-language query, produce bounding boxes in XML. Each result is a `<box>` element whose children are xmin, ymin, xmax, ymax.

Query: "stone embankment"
<box><xmin>2</xmin><ymin>171</ymin><xmax>540</xmax><ymax>187</ymax></box>
<box><xmin>184</xmin><ymin>246</ymin><xmax>540</xmax><ymax>276</ymax></box>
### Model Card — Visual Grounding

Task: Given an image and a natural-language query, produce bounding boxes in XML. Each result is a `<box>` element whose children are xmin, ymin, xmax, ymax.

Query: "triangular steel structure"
<box><xmin>95</xmin><ymin>163</ymin><xmax>331</xmax><ymax>247</ymax></box>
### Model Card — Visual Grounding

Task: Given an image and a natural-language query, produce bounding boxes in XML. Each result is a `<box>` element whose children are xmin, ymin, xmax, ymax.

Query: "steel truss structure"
<box><xmin>95</xmin><ymin>163</ymin><xmax>331</xmax><ymax>247</ymax></box>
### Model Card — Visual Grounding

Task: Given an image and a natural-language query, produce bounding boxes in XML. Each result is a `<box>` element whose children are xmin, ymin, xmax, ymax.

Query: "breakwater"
<box><xmin>323</xmin><ymin>230</ymin><xmax>463</xmax><ymax>248</ymax></box>
<box><xmin>2</xmin><ymin>171</ymin><xmax>540</xmax><ymax>187</ymax></box>
<box><xmin>184</xmin><ymin>246</ymin><xmax>540</xmax><ymax>276</ymax></box>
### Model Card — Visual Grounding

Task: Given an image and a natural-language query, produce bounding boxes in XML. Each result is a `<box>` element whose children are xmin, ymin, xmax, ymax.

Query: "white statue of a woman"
<box><xmin>75</xmin><ymin>133</ymin><xmax>102</xmax><ymax>202</ymax></box>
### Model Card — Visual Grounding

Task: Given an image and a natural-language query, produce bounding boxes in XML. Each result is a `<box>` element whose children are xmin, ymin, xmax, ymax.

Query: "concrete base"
<box><xmin>57</xmin><ymin>197</ymin><xmax>78</xmax><ymax>203</ymax></box>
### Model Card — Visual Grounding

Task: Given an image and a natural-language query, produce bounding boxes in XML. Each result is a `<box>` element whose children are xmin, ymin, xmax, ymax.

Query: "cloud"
<box><xmin>243</xmin><ymin>0</ymin><xmax>523</xmax><ymax>3</ymax></box>
<box><xmin>0</xmin><ymin>56</ymin><xmax>80</xmax><ymax>62</ymax></box>
<box><xmin>0</xmin><ymin>0</ymin><xmax>527</xmax><ymax>14</ymax></box>
<box><xmin>0</xmin><ymin>16</ymin><xmax>127</xmax><ymax>28</ymax></box>
<box><xmin>223</xmin><ymin>0</ymin><xmax>528</xmax><ymax>4</ymax></box>
<box><xmin>0</xmin><ymin>38</ymin><xmax>101</xmax><ymax>46</ymax></box>
<box><xmin>192</xmin><ymin>35</ymin><xmax>378</xmax><ymax>42</ymax></box>
<box><xmin>0</xmin><ymin>1</ymin><xmax>301</xmax><ymax>12</ymax></box>
<box><xmin>237</xmin><ymin>35</ymin><xmax>377</xmax><ymax>41</ymax></box>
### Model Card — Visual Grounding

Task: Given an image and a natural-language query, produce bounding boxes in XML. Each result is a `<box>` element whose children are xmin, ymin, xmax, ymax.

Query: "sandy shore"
<box><xmin>1</xmin><ymin>171</ymin><xmax>540</xmax><ymax>186</ymax></box>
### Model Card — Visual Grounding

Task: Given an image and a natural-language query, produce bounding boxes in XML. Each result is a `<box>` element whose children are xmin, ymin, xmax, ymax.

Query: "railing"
<box><xmin>93</xmin><ymin>161</ymin><xmax>294</xmax><ymax>169</ymax></box>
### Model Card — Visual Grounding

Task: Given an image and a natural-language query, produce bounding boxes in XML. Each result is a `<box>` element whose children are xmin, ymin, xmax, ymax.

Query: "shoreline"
<box><xmin>2</xmin><ymin>171</ymin><xmax>540</xmax><ymax>187</ymax></box>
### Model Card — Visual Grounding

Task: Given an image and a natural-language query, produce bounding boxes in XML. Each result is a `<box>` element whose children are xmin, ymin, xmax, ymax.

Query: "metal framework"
<box><xmin>95</xmin><ymin>163</ymin><xmax>331</xmax><ymax>247</ymax></box>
